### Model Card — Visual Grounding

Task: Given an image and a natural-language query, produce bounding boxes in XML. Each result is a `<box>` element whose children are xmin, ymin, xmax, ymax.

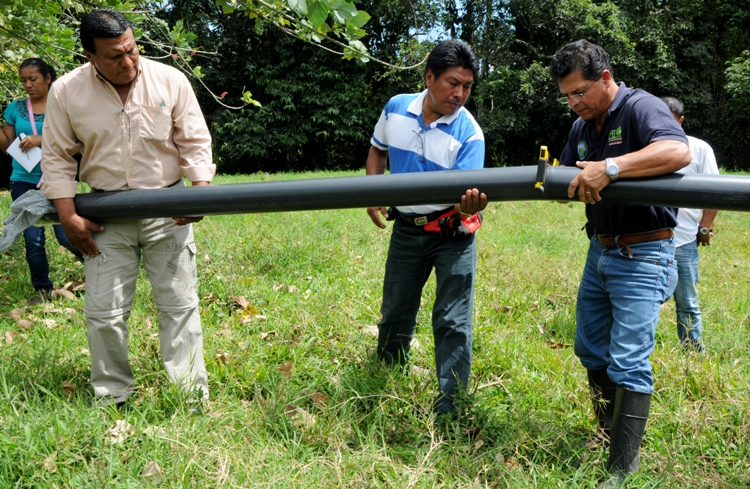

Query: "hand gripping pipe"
<box><xmin>71</xmin><ymin>166</ymin><xmax>750</xmax><ymax>221</ymax></box>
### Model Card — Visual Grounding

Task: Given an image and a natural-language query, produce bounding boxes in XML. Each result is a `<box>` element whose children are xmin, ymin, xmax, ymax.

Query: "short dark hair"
<box><xmin>19</xmin><ymin>58</ymin><xmax>57</xmax><ymax>85</ymax></box>
<box><xmin>80</xmin><ymin>9</ymin><xmax>134</xmax><ymax>54</ymax></box>
<box><xmin>660</xmin><ymin>96</ymin><xmax>684</xmax><ymax>118</ymax></box>
<box><xmin>549</xmin><ymin>39</ymin><xmax>613</xmax><ymax>82</ymax></box>
<box><xmin>425</xmin><ymin>40</ymin><xmax>479</xmax><ymax>81</ymax></box>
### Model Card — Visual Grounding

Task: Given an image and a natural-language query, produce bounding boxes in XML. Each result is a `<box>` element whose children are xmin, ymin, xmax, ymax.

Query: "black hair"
<box><xmin>660</xmin><ymin>96</ymin><xmax>685</xmax><ymax>118</ymax></box>
<box><xmin>425</xmin><ymin>40</ymin><xmax>479</xmax><ymax>81</ymax></box>
<box><xmin>549</xmin><ymin>39</ymin><xmax>613</xmax><ymax>82</ymax></box>
<box><xmin>80</xmin><ymin>9</ymin><xmax>134</xmax><ymax>54</ymax></box>
<box><xmin>19</xmin><ymin>58</ymin><xmax>57</xmax><ymax>86</ymax></box>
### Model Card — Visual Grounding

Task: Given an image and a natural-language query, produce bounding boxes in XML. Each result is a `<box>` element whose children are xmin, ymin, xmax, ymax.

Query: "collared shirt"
<box><xmin>674</xmin><ymin>135</ymin><xmax>720</xmax><ymax>246</ymax></box>
<box><xmin>42</xmin><ymin>57</ymin><xmax>215</xmax><ymax>200</ymax></box>
<box><xmin>371</xmin><ymin>90</ymin><xmax>485</xmax><ymax>215</ymax></box>
<box><xmin>560</xmin><ymin>82</ymin><xmax>688</xmax><ymax>235</ymax></box>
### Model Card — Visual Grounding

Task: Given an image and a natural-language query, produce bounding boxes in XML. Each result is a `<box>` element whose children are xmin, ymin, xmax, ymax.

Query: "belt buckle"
<box><xmin>414</xmin><ymin>216</ymin><xmax>429</xmax><ymax>226</ymax></box>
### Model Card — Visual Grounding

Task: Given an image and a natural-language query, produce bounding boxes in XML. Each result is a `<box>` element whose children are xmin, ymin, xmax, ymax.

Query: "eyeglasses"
<box><xmin>557</xmin><ymin>80</ymin><xmax>596</xmax><ymax>105</ymax></box>
<box><xmin>413</xmin><ymin>130</ymin><xmax>426</xmax><ymax>162</ymax></box>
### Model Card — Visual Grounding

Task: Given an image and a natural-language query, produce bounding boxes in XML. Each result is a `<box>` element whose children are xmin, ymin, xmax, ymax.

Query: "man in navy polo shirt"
<box><xmin>365</xmin><ymin>40</ymin><xmax>487</xmax><ymax>417</ymax></box>
<box><xmin>549</xmin><ymin>40</ymin><xmax>691</xmax><ymax>485</ymax></box>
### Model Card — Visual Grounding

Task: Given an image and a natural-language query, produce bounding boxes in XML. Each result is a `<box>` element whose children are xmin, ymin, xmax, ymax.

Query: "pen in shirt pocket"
<box><xmin>159</xmin><ymin>101</ymin><xmax>165</xmax><ymax>107</ymax></box>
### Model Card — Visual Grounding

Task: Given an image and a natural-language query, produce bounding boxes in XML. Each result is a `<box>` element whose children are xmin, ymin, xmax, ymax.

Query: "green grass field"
<box><xmin>1</xmin><ymin>171</ymin><xmax>749</xmax><ymax>488</ymax></box>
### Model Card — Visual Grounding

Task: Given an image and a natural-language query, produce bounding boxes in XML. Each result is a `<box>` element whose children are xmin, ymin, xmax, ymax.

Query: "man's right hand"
<box><xmin>367</xmin><ymin>207</ymin><xmax>389</xmax><ymax>229</ymax></box>
<box><xmin>60</xmin><ymin>213</ymin><xmax>104</xmax><ymax>257</ymax></box>
<box><xmin>53</xmin><ymin>198</ymin><xmax>104</xmax><ymax>258</ymax></box>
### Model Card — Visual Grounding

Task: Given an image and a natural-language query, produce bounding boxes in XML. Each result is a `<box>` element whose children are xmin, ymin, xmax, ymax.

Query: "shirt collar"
<box><xmin>407</xmin><ymin>89</ymin><xmax>463</xmax><ymax>128</ymax></box>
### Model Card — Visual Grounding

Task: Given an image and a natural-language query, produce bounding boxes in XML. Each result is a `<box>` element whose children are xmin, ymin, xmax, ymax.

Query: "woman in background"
<box><xmin>1</xmin><ymin>58</ymin><xmax>82</xmax><ymax>305</ymax></box>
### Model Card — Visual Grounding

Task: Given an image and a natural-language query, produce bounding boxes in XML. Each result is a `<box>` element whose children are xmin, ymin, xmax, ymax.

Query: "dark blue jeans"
<box><xmin>9</xmin><ymin>181</ymin><xmax>83</xmax><ymax>291</ymax></box>
<box><xmin>377</xmin><ymin>221</ymin><xmax>476</xmax><ymax>414</ymax></box>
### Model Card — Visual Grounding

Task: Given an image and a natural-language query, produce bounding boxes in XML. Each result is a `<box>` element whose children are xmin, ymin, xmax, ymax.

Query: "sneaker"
<box><xmin>28</xmin><ymin>289</ymin><xmax>52</xmax><ymax>306</ymax></box>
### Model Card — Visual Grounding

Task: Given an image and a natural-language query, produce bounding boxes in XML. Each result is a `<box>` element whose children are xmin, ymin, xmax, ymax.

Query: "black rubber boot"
<box><xmin>587</xmin><ymin>369</ymin><xmax>618</xmax><ymax>443</ymax></box>
<box><xmin>601</xmin><ymin>388</ymin><xmax>652</xmax><ymax>487</ymax></box>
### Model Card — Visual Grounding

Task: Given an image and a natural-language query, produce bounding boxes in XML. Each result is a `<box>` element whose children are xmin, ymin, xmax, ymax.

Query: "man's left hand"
<box><xmin>569</xmin><ymin>160</ymin><xmax>611</xmax><ymax>204</ymax></box>
<box><xmin>459</xmin><ymin>188</ymin><xmax>488</xmax><ymax>215</ymax></box>
<box><xmin>173</xmin><ymin>180</ymin><xmax>209</xmax><ymax>226</ymax></box>
<box><xmin>697</xmin><ymin>230</ymin><xmax>713</xmax><ymax>246</ymax></box>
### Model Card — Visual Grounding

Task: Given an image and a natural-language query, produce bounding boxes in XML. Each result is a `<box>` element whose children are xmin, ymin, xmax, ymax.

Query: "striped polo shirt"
<box><xmin>371</xmin><ymin>90</ymin><xmax>485</xmax><ymax>215</ymax></box>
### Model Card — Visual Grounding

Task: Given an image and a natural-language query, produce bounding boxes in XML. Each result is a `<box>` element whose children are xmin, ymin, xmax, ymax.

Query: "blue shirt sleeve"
<box><xmin>4</xmin><ymin>100</ymin><xmax>19</xmax><ymax>127</ymax></box>
<box><xmin>453</xmin><ymin>138</ymin><xmax>485</xmax><ymax>170</ymax></box>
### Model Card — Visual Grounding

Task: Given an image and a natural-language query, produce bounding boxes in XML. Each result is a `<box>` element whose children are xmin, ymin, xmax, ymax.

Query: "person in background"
<box><xmin>549</xmin><ymin>40</ymin><xmax>691</xmax><ymax>486</ymax></box>
<box><xmin>0</xmin><ymin>58</ymin><xmax>83</xmax><ymax>306</ymax></box>
<box><xmin>660</xmin><ymin>96</ymin><xmax>719</xmax><ymax>353</ymax></box>
<box><xmin>42</xmin><ymin>10</ymin><xmax>214</xmax><ymax>408</ymax></box>
<box><xmin>365</xmin><ymin>40</ymin><xmax>487</xmax><ymax>418</ymax></box>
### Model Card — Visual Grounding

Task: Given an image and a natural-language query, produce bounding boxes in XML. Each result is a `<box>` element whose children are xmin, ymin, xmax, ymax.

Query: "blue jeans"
<box><xmin>574</xmin><ymin>237</ymin><xmax>677</xmax><ymax>394</ymax></box>
<box><xmin>10</xmin><ymin>181</ymin><xmax>83</xmax><ymax>291</ymax></box>
<box><xmin>673</xmin><ymin>241</ymin><xmax>704</xmax><ymax>351</ymax></box>
<box><xmin>377</xmin><ymin>222</ymin><xmax>476</xmax><ymax>414</ymax></box>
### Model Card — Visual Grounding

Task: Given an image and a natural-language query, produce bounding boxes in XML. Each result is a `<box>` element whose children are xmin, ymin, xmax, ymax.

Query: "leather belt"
<box><xmin>596</xmin><ymin>228</ymin><xmax>674</xmax><ymax>258</ymax></box>
<box><xmin>394</xmin><ymin>208</ymin><xmax>451</xmax><ymax>226</ymax></box>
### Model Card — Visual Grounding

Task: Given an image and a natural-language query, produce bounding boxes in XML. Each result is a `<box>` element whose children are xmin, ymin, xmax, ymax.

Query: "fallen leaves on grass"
<box><xmin>9</xmin><ymin>308</ymin><xmax>24</xmax><ymax>321</ymax></box>
<box><xmin>17</xmin><ymin>319</ymin><xmax>33</xmax><ymax>330</ymax></box>
<box><xmin>62</xmin><ymin>382</ymin><xmax>76</xmax><ymax>399</ymax></box>
<box><xmin>51</xmin><ymin>288</ymin><xmax>75</xmax><ymax>301</ymax></box>
<box><xmin>363</xmin><ymin>325</ymin><xmax>379</xmax><ymax>337</ymax></box>
<box><xmin>44</xmin><ymin>452</ymin><xmax>57</xmax><ymax>473</ymax></box>
<box><xmin>5</xmin><ymin>331</ymin><xmax>15</xmax><ymax>344</ymax></box>
<box><xmin>310</xmin><ymin>392</ymin><xmax>329</xmax><ymax>408</ymax></box>
<box><xmin>284</xmin><ymin>405</ymin><xmax>316</xmax><ymax>429</ymax></box>
<box><xmin>105</xmin><ymin>420</ymin><xmax>136</xmax><ymax>444</ymax></box>
<box><xmin>141</xmin><ymin>461</ymin><xmax>164</xmax><ymax>484</ymax></box>
<box><xmin>546</xmin><ymin>340</ymin><xmax>572</xmax><ymax>349</ymax></box>
<box><xmin>278</xmin><ymin>361</ymin><xmax>293</xmax><ymax>377</ymax></box>
<box><xmin>235</xmin><ymin>296</ymin><xmax>265</xmax><ymax>322</ymax></box>
<box><xmin>61</xmin><ymin>279</ymin><xmax>85</xmax><ymax>292</ymax></box>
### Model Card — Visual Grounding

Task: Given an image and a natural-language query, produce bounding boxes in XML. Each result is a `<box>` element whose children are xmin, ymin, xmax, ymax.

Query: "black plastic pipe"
<box><xmin>71</xmin><ymin>166</ymin><xmax>750</xmax><ymax>221</ymax></box>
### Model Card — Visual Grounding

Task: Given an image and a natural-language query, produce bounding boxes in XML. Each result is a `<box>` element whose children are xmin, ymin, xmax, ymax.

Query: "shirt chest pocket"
<box><xmin>139</xmin><ymin>105</ymin><xmax>171</xmax><ymax>141</ymax></box>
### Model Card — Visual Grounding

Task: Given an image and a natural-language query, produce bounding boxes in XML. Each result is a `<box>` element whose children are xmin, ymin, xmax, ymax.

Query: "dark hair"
<box><xmin>549</xmin><ymin>40</ymin><xmax>613</xmax><ymax>82</ymax></box>
<box><xmin>660</xmin><ymin>96</ymin><xmax>684</xmax><ymax>118</ymax></box>
<box><xmin>19</xmin><ymin>58</ymin><xmax>57</xmax><ymax>86</ymax></box>
<box><xmin>80</xmin><ymin>9</ymin><xmax>134</xmax><ymax>54</ymax></box>
<box><xmin>425</xmin><ymin>40</ymin><xmax>479</xmax><ymax>81</ymax></box>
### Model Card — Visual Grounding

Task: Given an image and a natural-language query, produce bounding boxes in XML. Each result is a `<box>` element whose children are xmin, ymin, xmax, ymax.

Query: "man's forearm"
<box><xmin>700</xmin><ymin>210</ymin><xmax>719</xmax><ymax>229</ymax></box>
<box><xmin>613</xmin><ymin>140</ymin><xmax>691</xmax><ymax>178</ymax></box>
<box><xmin>52</xmin><ymin>197</ymin><xmax>78</xmax><ymax>222</ymax></box>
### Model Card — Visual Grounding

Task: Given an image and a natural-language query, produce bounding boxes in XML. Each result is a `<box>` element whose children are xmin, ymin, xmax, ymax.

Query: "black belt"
<box><xmin>392</xmin><ymin>207</ymin><xmax>452</xmax><ymax>226</ymax></box>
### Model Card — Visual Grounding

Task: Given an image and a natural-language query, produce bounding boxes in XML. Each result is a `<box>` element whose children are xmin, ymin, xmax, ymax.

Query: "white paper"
<box><xmin>7</xmin><ymin>134</ymin><xmax>42</xmax><ymax>172</ymax></box>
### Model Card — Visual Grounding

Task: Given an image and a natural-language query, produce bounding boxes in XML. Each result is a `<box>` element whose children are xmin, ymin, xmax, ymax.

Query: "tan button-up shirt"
<box><xmin>42</xmin><ymin>57</ymin><xmax>215</xmax><ymax>199</ymax></box>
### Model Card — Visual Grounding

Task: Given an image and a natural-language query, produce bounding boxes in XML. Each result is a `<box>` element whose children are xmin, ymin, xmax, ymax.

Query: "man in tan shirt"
<box><xmin>42</xmin><ymin>9</ymin><xmax>215</xmax><ymax>407</ymax></box>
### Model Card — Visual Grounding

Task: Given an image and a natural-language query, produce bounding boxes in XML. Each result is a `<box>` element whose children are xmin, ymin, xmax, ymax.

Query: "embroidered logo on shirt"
<box><xmin>608</xmin><ymin>126</ymin><xmax>623</xmax><ymax>145</ymax></box>
<box><xmin>577</xmin><ymin>141</ymin><xmax>588</xmax><ymax>159</ymax></box>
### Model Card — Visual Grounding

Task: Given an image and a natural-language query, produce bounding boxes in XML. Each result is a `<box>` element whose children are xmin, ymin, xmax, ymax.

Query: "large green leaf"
<box><xmin>307</xmin><ymin>1</ymin><xmax>328</xmax><ymax>29</ymax></box>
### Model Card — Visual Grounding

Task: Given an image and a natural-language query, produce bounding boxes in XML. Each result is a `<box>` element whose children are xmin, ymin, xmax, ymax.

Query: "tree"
<box><xmin>0</xmin><ymin>0</ymin><xmax>372</xmax><ymax>104</ymax></box>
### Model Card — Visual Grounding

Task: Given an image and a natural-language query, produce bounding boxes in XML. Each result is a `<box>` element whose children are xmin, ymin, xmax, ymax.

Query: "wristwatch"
<box><xmin>605</xmin><ymin>157</ymin><xmax>619</xmax><ymax>181</ymax></box>
<box><xmin>699</xmin><ymin>227</ymin><xmax>711</xmax><ymax>235</ymax></box>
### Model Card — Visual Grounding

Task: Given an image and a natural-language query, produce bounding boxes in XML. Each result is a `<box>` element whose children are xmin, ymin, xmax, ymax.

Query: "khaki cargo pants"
<box><xmin>84</xmin><ymin>216</ymin><xmax>208</xmax><ymax>405</ymax></box>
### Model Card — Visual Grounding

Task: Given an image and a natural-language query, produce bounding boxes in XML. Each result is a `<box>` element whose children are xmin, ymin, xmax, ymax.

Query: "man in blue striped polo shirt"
<box><xmin>365</xmin><ymin>40</ymin><xmax>487</xmax><ymax>417</ymax></box>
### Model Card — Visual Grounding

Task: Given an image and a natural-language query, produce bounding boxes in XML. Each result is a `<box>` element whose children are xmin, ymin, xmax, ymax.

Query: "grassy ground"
<box><xmin>1</xmin><ymin>171</ymin><xmax>749</xmax><ymax>488</ymax></box>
